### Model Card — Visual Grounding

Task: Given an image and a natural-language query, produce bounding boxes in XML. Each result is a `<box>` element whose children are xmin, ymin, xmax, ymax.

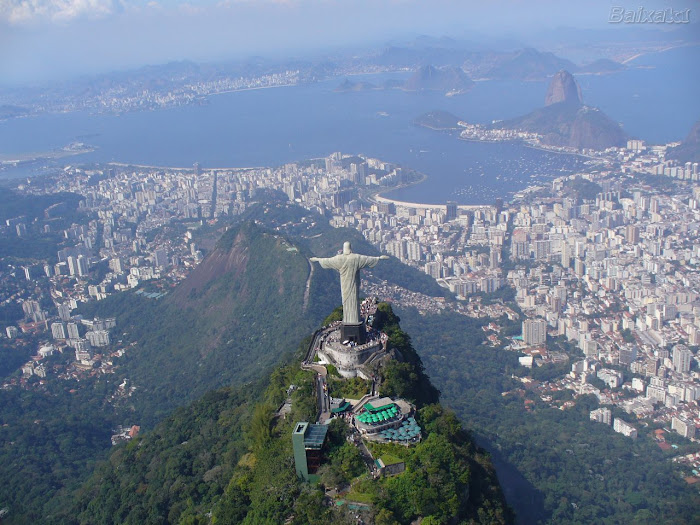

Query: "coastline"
<box><xmin>206</xmin><ymin>82</ymin><xmax>298</xmax><ymax>97</ymax></box>
<box><xmin>373</xmin><ymin>192</ymin><xmax>493</xmax><ymax>211</ymax></box>
<box><xmin>107</xmin><ymin>158</ymin><xmax>497</xmax><ymax>211</ymax></box>
<box><xmin>455</xmin><ymin>132</ymin><xmax>597</xmax><ymax>160</ymax></box>
<box><xmin>1</xmin><ymin>135</ymin><xmax>586</xmax><ymax>209</ymax></box>
<box><xmin>107</xmin><ymin>161</ymin><xmax>269</xmax><ymax>171</ymax></box>
<box><xmin>108</xmin><ymin>159</ymin><xmax>496</xmax><ymax>211</ymax></box>
<box><xmin>106</xmin><ymin>154</ymin><xmax>331</xmax><ymax>172</ymax></box>
<box><xmin>370</xmin><ymin>171</ymin><xmax>493</xmax><ymax>211</ymax></box>
<box><xmin>621</xmin><ymin>42</ymin><xmax>699</xmax><ymax>65</ymax></box>
<box><xmin>0</xmin><ymin>146</ymin><xmax>96</xmax><ymax>164</ymax></box>
<box><xmin>417</xmin><ymin>121</ymin><xmax>596</xmax><ymax>160</ymax></box>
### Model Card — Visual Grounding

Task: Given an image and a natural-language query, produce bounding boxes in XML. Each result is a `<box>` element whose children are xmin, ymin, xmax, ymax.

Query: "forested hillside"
<box><xmin>76</xmin><ymin>200</ymin><xmax>445</xmax><ymax>427</ymax></box>
<box><xmin>397</xmin><ymin>306</ymin><xmax>700</xmax><ymax>524</ymax></box>
<box><xmin>0</xmin><ymin>188</ymin><xmax>85</xmax><ymax>261</ymax></box>
<box><xmin>71</xmin><ymin>305</ymin><xmax>512</xmax><ymax>524</ymax></box>
<box><xmin>77</xmin><ymin>220</ymin><xmax>339</xmax><ymax>426</ymax></box>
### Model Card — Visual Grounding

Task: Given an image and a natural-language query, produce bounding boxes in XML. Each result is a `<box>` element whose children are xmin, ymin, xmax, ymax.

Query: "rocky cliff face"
<box><xmin>545</xmin><ymin>70</ymin><xmax>583</xmax><ymax>106</ymax></box>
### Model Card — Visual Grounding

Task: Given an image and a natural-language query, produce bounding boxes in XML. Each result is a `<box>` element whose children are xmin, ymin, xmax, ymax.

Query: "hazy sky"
<box><xmin>0</xmin><ymin>0</ymin><xmax>697</xmax><ymax>84</ymax></box>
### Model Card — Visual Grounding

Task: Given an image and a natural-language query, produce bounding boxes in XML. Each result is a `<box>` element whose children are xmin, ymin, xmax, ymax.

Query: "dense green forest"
<box><xmin>74</xmin><ymin>202</ymin><xmax>447</xmax><ymax>427</ymax></box>
<box><xmin>0</xmin><ymin>301</ymin><xmax>23</xmax><ymax>331</ymax></box>
<box><xmin>71</xmin><ymin>305</ymin><xmax>512</xmax><ymax>524</ymax></box>
<box><xmin>7</xmin><ymin>194</ymin><xmax>695</xmax><ymax>524</ymax></box>
<box><xmin>0</xmin><ymin>200</ymin><xmax>458</xmax><ymax>523</ymax></box>
<box><xmin>0</xmin><ymin>188</ymin><xmax>82</xmax><ymax>223</ymax></box>
<box><xmin>76</xmin><ymin>220</ymin><xmax>340</xmax><ymax>426</ymax></box>
<box><xmin>396</xmin><ymin>306</ymin><xmax>700</xmax><ymax>524</ymax></box>
<box><xmin>0</xmin><ymin>188</ymin><xmax>85</xmax><ymax>261</ymax></box>
<box><xmin>0</xmin><ymin>373</ymin><xmax>117</xmax><ymax>524</ymax></box>
<box><xmin>72</xmin><ymin>383</ymin><xmax>262</xmax><ymax>524</ymax></box>
<box><xmin>0</xmin><ymin>338</ymin><xmax>33</xmax><ymax>378</ymax></box>
<box><xmin>371</xmin><ymin>303</ymin><xmax>440</xmax><ymax>407</ymax></box>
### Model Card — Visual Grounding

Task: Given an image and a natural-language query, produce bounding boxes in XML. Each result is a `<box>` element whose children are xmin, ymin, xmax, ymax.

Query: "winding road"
<box><xmin>302</xmin><ymin>259</ymin><xmax>314</xmax><ymax>313</ymax></box>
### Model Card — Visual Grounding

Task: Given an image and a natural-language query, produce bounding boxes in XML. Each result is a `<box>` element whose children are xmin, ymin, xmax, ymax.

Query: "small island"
<box><xmin>403</xmin><ymin>65</ymin><xmax>474</xmax><ymax>96</ymax></box>
<box><xmin>334</xmin><ymin>78</ymin><xmax>380</xmax><ymax>92</ymax></box>
<box><xmin>413</xmin><ymin>110</ymin><xmax>463</xmax><ymax>130</ymax></box>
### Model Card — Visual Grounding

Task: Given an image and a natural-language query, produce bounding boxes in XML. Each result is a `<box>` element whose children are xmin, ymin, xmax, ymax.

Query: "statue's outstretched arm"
<box><xmin>309</xmin><ymin>254</ymin><xmax>343</xmax><ymax>270</ymax></box>
<box><xmin>357</xmin><ymin>254</ymin><xmax>389</xmax><ymax>269</ymax></box>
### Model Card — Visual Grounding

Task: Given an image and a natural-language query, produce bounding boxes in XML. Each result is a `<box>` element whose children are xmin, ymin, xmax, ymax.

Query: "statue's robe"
<box><xmin>315</xmin><ymin>253</ymin><xmax>382</xmax><ymax>324</ymax></box>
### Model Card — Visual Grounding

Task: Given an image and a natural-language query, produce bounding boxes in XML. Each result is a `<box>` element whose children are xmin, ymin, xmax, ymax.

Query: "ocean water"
<box><xmin>0</xmin><ymin>46</ymin><xmax>697</xmax><ymax>204</ymax></box>
<box><xmin>579</xmin><ymin>45</ymin><xmax>700</xmax><ymax>145</ymax></box>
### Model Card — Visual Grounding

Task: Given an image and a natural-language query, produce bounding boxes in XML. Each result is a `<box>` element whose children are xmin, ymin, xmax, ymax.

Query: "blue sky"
<box><xmin>0</xmin><ymin>0</ymin><xmax>697</xmax><ymax>84</ymax></box>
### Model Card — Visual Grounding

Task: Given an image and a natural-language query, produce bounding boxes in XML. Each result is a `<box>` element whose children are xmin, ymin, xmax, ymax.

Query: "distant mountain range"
<box><xmin>497</xmin><ymin>70</ymin><xmax>628</xmax><ymax>150</ymax></box>
<box><xmin>480</xmin><ymin>48</ymin><xmax>578</xmax><ymax>81</ymax></box>
<box><xmin>373</xmin><ymin>44</ymin><xmax>625</xmax><ymax>80</ymax></box>
<box><xmin>0</xmin><ymin>39</ymin><xmax>630</xmax><ymax>118</ymax></box>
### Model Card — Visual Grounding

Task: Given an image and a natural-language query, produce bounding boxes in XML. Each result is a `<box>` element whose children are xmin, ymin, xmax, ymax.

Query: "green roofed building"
<box><xmin>330</xmin><ymin>401</ymin><xmax>352</xmax><ymax>414</ymax></box>
<box><xmin>292</xmin><ymin>421</ymin><xmax>329</xmax><ymax>481</ymax></box>
<box><xmin>354</xmin><ymin>397</ymin><xmax>422</xmax><ymax>444</ymax></box>
<box><xmin>363</xmin><ymin>400</ymin><xmax>395</xmax><ymax>413</ymax></box>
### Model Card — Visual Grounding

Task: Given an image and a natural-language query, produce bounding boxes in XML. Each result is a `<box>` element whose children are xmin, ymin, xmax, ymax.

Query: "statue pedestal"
<box><xmin>318</xmin><ymin>324</ymin><xmax>387</xmax><ymax>378</ymax></box>
<box><xmin>341</xmin><ymin>323</ymin><xmax>367</xmax><ymax>344</ymax></box>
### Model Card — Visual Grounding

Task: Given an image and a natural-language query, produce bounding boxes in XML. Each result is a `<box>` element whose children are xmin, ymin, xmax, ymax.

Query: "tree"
<box><xmin>248</xmin><ymin>404</ymin><xmax>274</xmax><ymax>454</ymax></box>
<box><xmin>374</xmin><ymin>508</ymin><xmax>399</xmax><ymax>525</ymax></box>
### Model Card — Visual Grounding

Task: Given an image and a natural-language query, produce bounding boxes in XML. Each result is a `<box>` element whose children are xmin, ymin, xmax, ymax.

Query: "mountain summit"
<box><xmin>545</xmin><ymin>70</ymin><xmax>583</xmax><ymax>106</ymax></box>
<box><xmin>72</xmin><ymin>302</ymin><xmax>513</xmax><ymax>524</ymax></box>
<box><xmin>499</xmin><ymin>70</ymin><xmax>627</xmax><ymax>150</ymax></box>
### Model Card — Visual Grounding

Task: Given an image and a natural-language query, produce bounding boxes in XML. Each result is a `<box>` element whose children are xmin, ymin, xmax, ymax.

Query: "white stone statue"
<box><xmin>310</xmin><ymin>242</ymin><xmax>389</xmax><ymax>325</ymax></box>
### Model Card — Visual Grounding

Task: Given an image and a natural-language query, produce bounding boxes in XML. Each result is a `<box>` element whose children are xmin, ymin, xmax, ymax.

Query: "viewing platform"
<box><xmin>352</xmin><ymin>396</ymin><xmax>421</xmax><ymax>445</ymax></box>
<box><xmin>317</xmin><ymin>324</ymin><xmax>388</xmax><ymax>379</ymax></box>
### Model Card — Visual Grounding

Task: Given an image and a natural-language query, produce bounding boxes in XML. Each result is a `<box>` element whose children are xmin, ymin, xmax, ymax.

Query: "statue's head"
<box><xmin>343</xmin><ymin>241</ymin><xmax>352</xmax><ymax>254</ymax></box>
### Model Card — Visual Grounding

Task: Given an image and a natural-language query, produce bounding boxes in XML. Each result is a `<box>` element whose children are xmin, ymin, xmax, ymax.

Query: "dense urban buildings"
<box><xmin>2</xmin><ymin>134</ymin><xmax>699</xmax><ymax>479</ymax></box>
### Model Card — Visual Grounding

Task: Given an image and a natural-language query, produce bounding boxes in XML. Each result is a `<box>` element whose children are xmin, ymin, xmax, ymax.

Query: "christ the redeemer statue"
<box><xmin>310</xmin><ymin>242</ymin><xmax>388</xmax><ymax>343</ymax></box>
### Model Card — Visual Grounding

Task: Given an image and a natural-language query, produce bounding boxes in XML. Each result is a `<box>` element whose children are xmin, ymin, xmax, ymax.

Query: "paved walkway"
<box><xmin>301</xmin><ymin>327</ymin><xmax>333</xmax><ymax>424</ymax></box>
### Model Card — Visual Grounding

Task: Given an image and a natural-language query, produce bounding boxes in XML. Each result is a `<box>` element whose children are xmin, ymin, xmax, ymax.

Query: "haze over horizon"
<box><xmin>1</xmin><ymin>0</ymin><xmax>698</xmax><ymax>84</ymax></box>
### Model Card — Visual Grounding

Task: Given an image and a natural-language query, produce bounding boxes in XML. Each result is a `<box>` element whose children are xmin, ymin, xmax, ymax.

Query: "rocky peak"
<box><xmin>545</xmin><ymin>70</ymin><xmax>583</xmax><ymax>106</ymax></box>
